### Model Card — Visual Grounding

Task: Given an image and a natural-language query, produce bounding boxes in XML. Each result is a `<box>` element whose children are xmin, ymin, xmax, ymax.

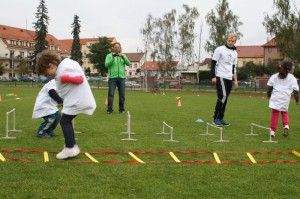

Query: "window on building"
<box><xmin>20</xmin><ymin>52</ymin><xmax>25</xmax><ymax>58</ymax></box>
<box><xmin>268</xmin><ymin>48</ymin><xmax>272</xmax><ymax>53</ymax></box>
<box><xmin>243</xmin><ymin>61</ymin><xmax>246</xmax><ymax>66</ymax></box>
<box><xmin>10</xmin><ymin>40</ymin><xmax>15</xmax><ymax>45</ymax></box>
<box><xmin>134</xmin><ymin>64</ymin><xmax>138</xmax><ymax>69</ymax></box>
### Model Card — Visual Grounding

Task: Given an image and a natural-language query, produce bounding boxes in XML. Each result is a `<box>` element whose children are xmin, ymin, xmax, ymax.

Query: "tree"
<box><xmin>153</xmin><ymin>9</ymin><xmax>177</xmax><ymax>76</ymax></box>
<box><xmin>19</xmin><ymin>59</ymin><xmax>32</xmax><ymax>76</ymax></box>
<box><xmin>86</xmin><ymin>37</ymin><xmax>112</xmax><ymax>76</ymax></box>
<box><xmin>205</xmin><ymin>0</ymin><xmax>243</xmax><ymax>55</ymax></box>
<box><xmin>71</xmin><ymin>14</ymin><xmax>83</xmax><ymax>65</ymax></box>
<box><xmin>263</xmin><ymin>0</ymin><xmax>300</xmax><ymax>66</ymax></box>
<box><xmin>140</xmin><ymin>14</ymin><xmax>155</xmax><ymax>62</ymax></box>
<box><xmin>33</xmin><ymin>0</ymin><xmax>49</xmax><ymax>72</ymax></box>
<box><xmin>177</xmin><ymin>4</ymin><xmax>199</xmax><ymax>66</ymax></box>
<box><xmin>0</xmin><ymin>62</ymin><xmax>4</xmax><ymax>76</ymax></box>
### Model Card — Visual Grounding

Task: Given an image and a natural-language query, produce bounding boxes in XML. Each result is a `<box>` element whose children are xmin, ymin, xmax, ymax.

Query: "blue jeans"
<box><xmin>107</xmin><ymin>78</ymin><xmax>125</xmax><ymax>113</ymax></box>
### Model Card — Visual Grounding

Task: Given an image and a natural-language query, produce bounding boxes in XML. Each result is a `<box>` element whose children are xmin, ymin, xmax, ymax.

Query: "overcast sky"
<box><xmin>0</xmin><ymin>0</ymin><xmax>293</xmax><ymax>60</ymax></box>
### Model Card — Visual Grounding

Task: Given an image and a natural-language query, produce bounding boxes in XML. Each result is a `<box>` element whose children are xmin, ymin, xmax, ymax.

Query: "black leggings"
<box><xmin>60</xmin><ymin>114</ymin><xmax>77</xmax><ymax>148</ymax></box>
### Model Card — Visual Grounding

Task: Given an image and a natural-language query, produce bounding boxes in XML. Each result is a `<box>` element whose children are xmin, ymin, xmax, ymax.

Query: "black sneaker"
<box><xmin>119</xmin><ymin>111</ymin><xmax>125</xmax><ymax>114</ymax></box>
<box><xmin>107</xmin><ymin>111</ymin><xmax>112</xmax><ymax>114</ymax></box>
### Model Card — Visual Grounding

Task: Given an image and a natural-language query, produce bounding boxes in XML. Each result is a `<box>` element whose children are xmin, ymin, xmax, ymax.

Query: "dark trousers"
<box><xmin>107</xmin><ymin>78</ymin><xmax>125</xmax><ymax>112</ymax></box>
<box><xmin>213</xmin><ymin>77</ymin><xmax>233</xmax><ymax>120</ymax></box>
<box><xmin>60</xmin><ymin>114</ymin><xmax>77</xmax><ymax>148</ymax></box>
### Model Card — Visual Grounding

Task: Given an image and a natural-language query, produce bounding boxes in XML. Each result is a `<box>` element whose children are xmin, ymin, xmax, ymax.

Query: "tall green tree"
<box><xmin>140</xmin><ymin>14</ymin><xmax>154</xmax><ymax>62</ymax></box>
<box><xmin>153</xmin><ymin>9</ymin><xmax>177</xmax><ymax>75</ymax></box>
<box><xmin>205</xmin><ymin>0</ymin><xmax>243</xmax><ymax>55</ymax></box>
<box><xmin>86</xmin><ymin>37</ymin><xmax>112</xmax><ymax>76</ymax></box>
<box><xmin>71</xmin><ymin>14</ymin><xmax>83</xmax><ymax>65</ymax></box>
<box><xmin>0</xmin><ymin>62</ymin><xmax>4</xmax><ymax>76</ymax></box>
<box><xmin>177</xmin><ymin>4</ymin><xmax>199</xmax><ymax>66</ymax></box>
<box><xmin>263</xmin><ymin>0</ymin><xmax>300</xmax><ymax>66</ymax></box>
<box><xmin>33</xmin><ymin>0</ymin><xmax>49</xmax><ymax>72</ymax></box>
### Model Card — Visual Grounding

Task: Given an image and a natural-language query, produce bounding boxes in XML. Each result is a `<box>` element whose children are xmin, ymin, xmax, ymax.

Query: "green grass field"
<box><xmin>0</xmin><ymin>86</ymin><xmax>300</xmax><ymax>198</ymax></box>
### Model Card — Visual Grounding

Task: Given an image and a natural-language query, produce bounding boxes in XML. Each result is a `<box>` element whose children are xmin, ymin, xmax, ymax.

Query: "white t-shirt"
<box><xmin>212</xmin><ymin>45</ymin><xmax>238</xmax><ymax>80</ymax></box>
<box><xmin>267</xmin><ymin>73</ymin><xmax>299</xmax><ymax>111</ymax></box>
<box><xmin>55</xmin><ymin>58</ymin><xmax>96</xmax><ymax>115</ymax></box>
<box><xmin>32</xmin><ymin>79</ymin><xmax>59</xmax><ymax>118</ymax></box>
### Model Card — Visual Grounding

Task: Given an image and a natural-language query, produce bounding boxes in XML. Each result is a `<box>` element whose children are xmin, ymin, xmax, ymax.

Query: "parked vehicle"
<box><xmin>169</xmin><ymin>81</ymin><xmax>182</xmax><ymax>89</ymax></box>
<box><xmin>125</xmin><ymin>81</ymin><xmax>141</xmax><ymax>88</ymax></box>
<box><xmin>181</xmin><ymin>79</ymin><xmax>194</xmax><ymax>85</ymax></box>
<box><xmin>0</xmin><ymin>76</ymin><xmax>9</xmax><ymax>82</ymax></box>
<box><xmin>153</xmin><ymin>80</ymin><xmax>164</xmax><ymax>88</ymax></box>
<box><xmin>101</xmin><ymin>77</ymin><xmax>109</xmax><ymax>82</ymax></box>
<box><xmin>34</xmin><ymin>76</ymin><xmax>49</xmax><ymax>83</ymax></box>
<box><xmin>20</xmin><ymin>76</ymin><xmax>34</xmax><ymax>82</ymax></box>
<box><xmin>87</xmin><ymin>76</ymin><xmax>101</xmax><ymax>82</ymax></box>
<box><xmin>11</xmin><ymin>77</ymin><xmax>21</xmax><ymax>82</ymax></box>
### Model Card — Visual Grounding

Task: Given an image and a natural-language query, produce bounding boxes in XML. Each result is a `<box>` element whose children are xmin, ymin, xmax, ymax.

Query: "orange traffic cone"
<box><xmin>177</xmin><ymin>100</ymin><xmax>182</xmax><ymax>107</ymax></box>
<box><xmin>0</xmin><ymin>95</ymin><xmax>2</xmax><ymax>102</ymax></box>
<box><xmin>105</xmin><ymin>98</ymin><xmax>108</xmax><ymax>106</ymax></box>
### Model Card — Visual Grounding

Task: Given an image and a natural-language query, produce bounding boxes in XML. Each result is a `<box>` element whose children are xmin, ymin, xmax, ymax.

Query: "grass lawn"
<box><xmin>0</xmin><ymin>86</ymin><xmax>300</xmax><ymax>198</ymax></box>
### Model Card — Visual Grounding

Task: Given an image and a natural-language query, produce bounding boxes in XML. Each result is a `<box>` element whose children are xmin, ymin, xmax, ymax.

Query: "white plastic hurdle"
<box><xmin>205</xmin><ymin>123</ymin><xmax>229</xmax><ymax>142</ymax></box>
<box><xmin>245</xmin><ymin>123</ymin><xmax>260</xmax><ymax>136</ymax></box>
<box><xmin>247</xmin><ymin>123</ymin><xmax>277</xmax><ymax>143</ymax></box>
<box><xmin>157</xmin><ymin>121</ymin><xmax>178</xmax><ymax>142</ymax></box>
<box><xmin>121</xmin><ymin>111</ymin><xmax>137</xmax><ymax>141</ymax></box>
<box><xmin>0</xmin><ymin>108</ymin><xmax>22</xmax><ymax>139</ymax></box>
<box><xmin>251</xmin><ymin>123</ymin><xmax>278</xmax><ymax>143</ymax></box>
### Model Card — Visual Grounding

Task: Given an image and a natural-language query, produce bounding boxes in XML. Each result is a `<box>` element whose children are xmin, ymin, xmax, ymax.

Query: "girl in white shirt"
<box><xmin>267</xmin><ymin>61</ymin><xmax>299</xmax><ymax>137</ymax></box>
<box><xmin>36</xmin><ymin>50</ymin><xmax>96</xmax><ymax>160</ymax></box>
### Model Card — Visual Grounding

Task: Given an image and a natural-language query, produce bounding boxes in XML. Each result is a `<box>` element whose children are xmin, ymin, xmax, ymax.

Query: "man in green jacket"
<box><xmin>105</xmin><ymin>42</ymin><xmax>131</xmax><ymax>114</ymax></box>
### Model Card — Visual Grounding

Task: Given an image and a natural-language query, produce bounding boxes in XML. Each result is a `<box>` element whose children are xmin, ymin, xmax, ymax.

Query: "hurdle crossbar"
<box><xmin>160</xmin><ymin>121</ymin><xmax>178</xmax><ymax>142</ymax></box>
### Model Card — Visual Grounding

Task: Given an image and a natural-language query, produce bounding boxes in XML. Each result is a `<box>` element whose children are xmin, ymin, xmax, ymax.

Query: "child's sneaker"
<box><xmin>56</xmin><ymin>145</ymin><xmax>80</xmax><ymax>160</ymax></box>
<box><xmin>282</xmin><ymin>125</ymin><xmax>289</xmax><ymax>137</ymax></box>
<box><xmin>270</xmin><ymin>130</ymin><xmax>275</xmax><ymax>138</ymax></box>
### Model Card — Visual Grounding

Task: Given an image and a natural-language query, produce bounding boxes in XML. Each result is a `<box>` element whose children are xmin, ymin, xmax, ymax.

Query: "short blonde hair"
<box><xmin>36</xmin><ymin>50</ymin><xmax>61</xmax><ymax>75</ymax></box>
<box><xmin>227</xmin><ymin>33</ymin><xmax>238</xmax><ymax>40</ymax></box>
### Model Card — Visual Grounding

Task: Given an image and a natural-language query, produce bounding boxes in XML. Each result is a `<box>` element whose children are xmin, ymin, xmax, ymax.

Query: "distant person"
<box><xmin>211</xmin><ymin>33</ymin><xmax>239</xmax><ymax>126</ymax></box>
<box><xmin>36</xmin><ymin>50</ymin><xmax>96</xmax><ymax>160</ymax></box>
<box><xmin>105</xmin><ymin>42</ymin><xmax>131</xmax><ymax>114</ymax></box>
<box><xmin>267</xmin><ymin>61</ymin><xmax>299</xmax><ymax>137</ymax></box>
<box><xmin>32</xmin><ymin>79</ymin><xmax>63</xmax><ymax>138</ymax></box>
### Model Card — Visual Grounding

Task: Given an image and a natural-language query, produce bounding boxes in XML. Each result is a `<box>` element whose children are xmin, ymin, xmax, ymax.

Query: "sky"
<box><xmin>0</xmin><ymin>0</ymin><xmax>289</xmax><ymax>60</ymax></box>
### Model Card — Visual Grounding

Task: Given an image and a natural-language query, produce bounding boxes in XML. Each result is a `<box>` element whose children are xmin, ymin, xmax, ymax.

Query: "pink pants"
<box><xmin>270</xmin><ymin>109</ymin><xmax>289</xmax><ymax>132</ymax></box>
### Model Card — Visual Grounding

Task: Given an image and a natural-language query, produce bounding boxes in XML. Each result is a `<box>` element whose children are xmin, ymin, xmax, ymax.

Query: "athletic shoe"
<box><xmin>56</xmin><ymin>145</ymin><xmax>80</xmax><ymax>160</ymax></box>
<box><xmin>220</xmin><ymin>119</ymin><xmax>230</xmax><ymax>126</ymax></box>
<box><xmin>48</xmin><ymin>132</ymin><xmax>58</xmax><ymax>137</ymax></box>
<box><xmin>270</xmin><ymin>130</ymin><xmax>275</xmax><ymax>138</ymax></box>
<box><xmin>282</xmin><ymin>125</ymin><xmax>289</xmax><ymax>137</ymax></box>
<box><xmin>213</xmin><ymin>119</ymin><xmax>223</xmax><ymax>127</ymax></box>
<box><xmin>107</xmin><ymin>111</ymin><xmax>112</xmax><ymax>114</ymax></box>
<box><xmin>119</xmin><ymin>111</ymin><xmax>125</xmax><ymax>114</ymax></box>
